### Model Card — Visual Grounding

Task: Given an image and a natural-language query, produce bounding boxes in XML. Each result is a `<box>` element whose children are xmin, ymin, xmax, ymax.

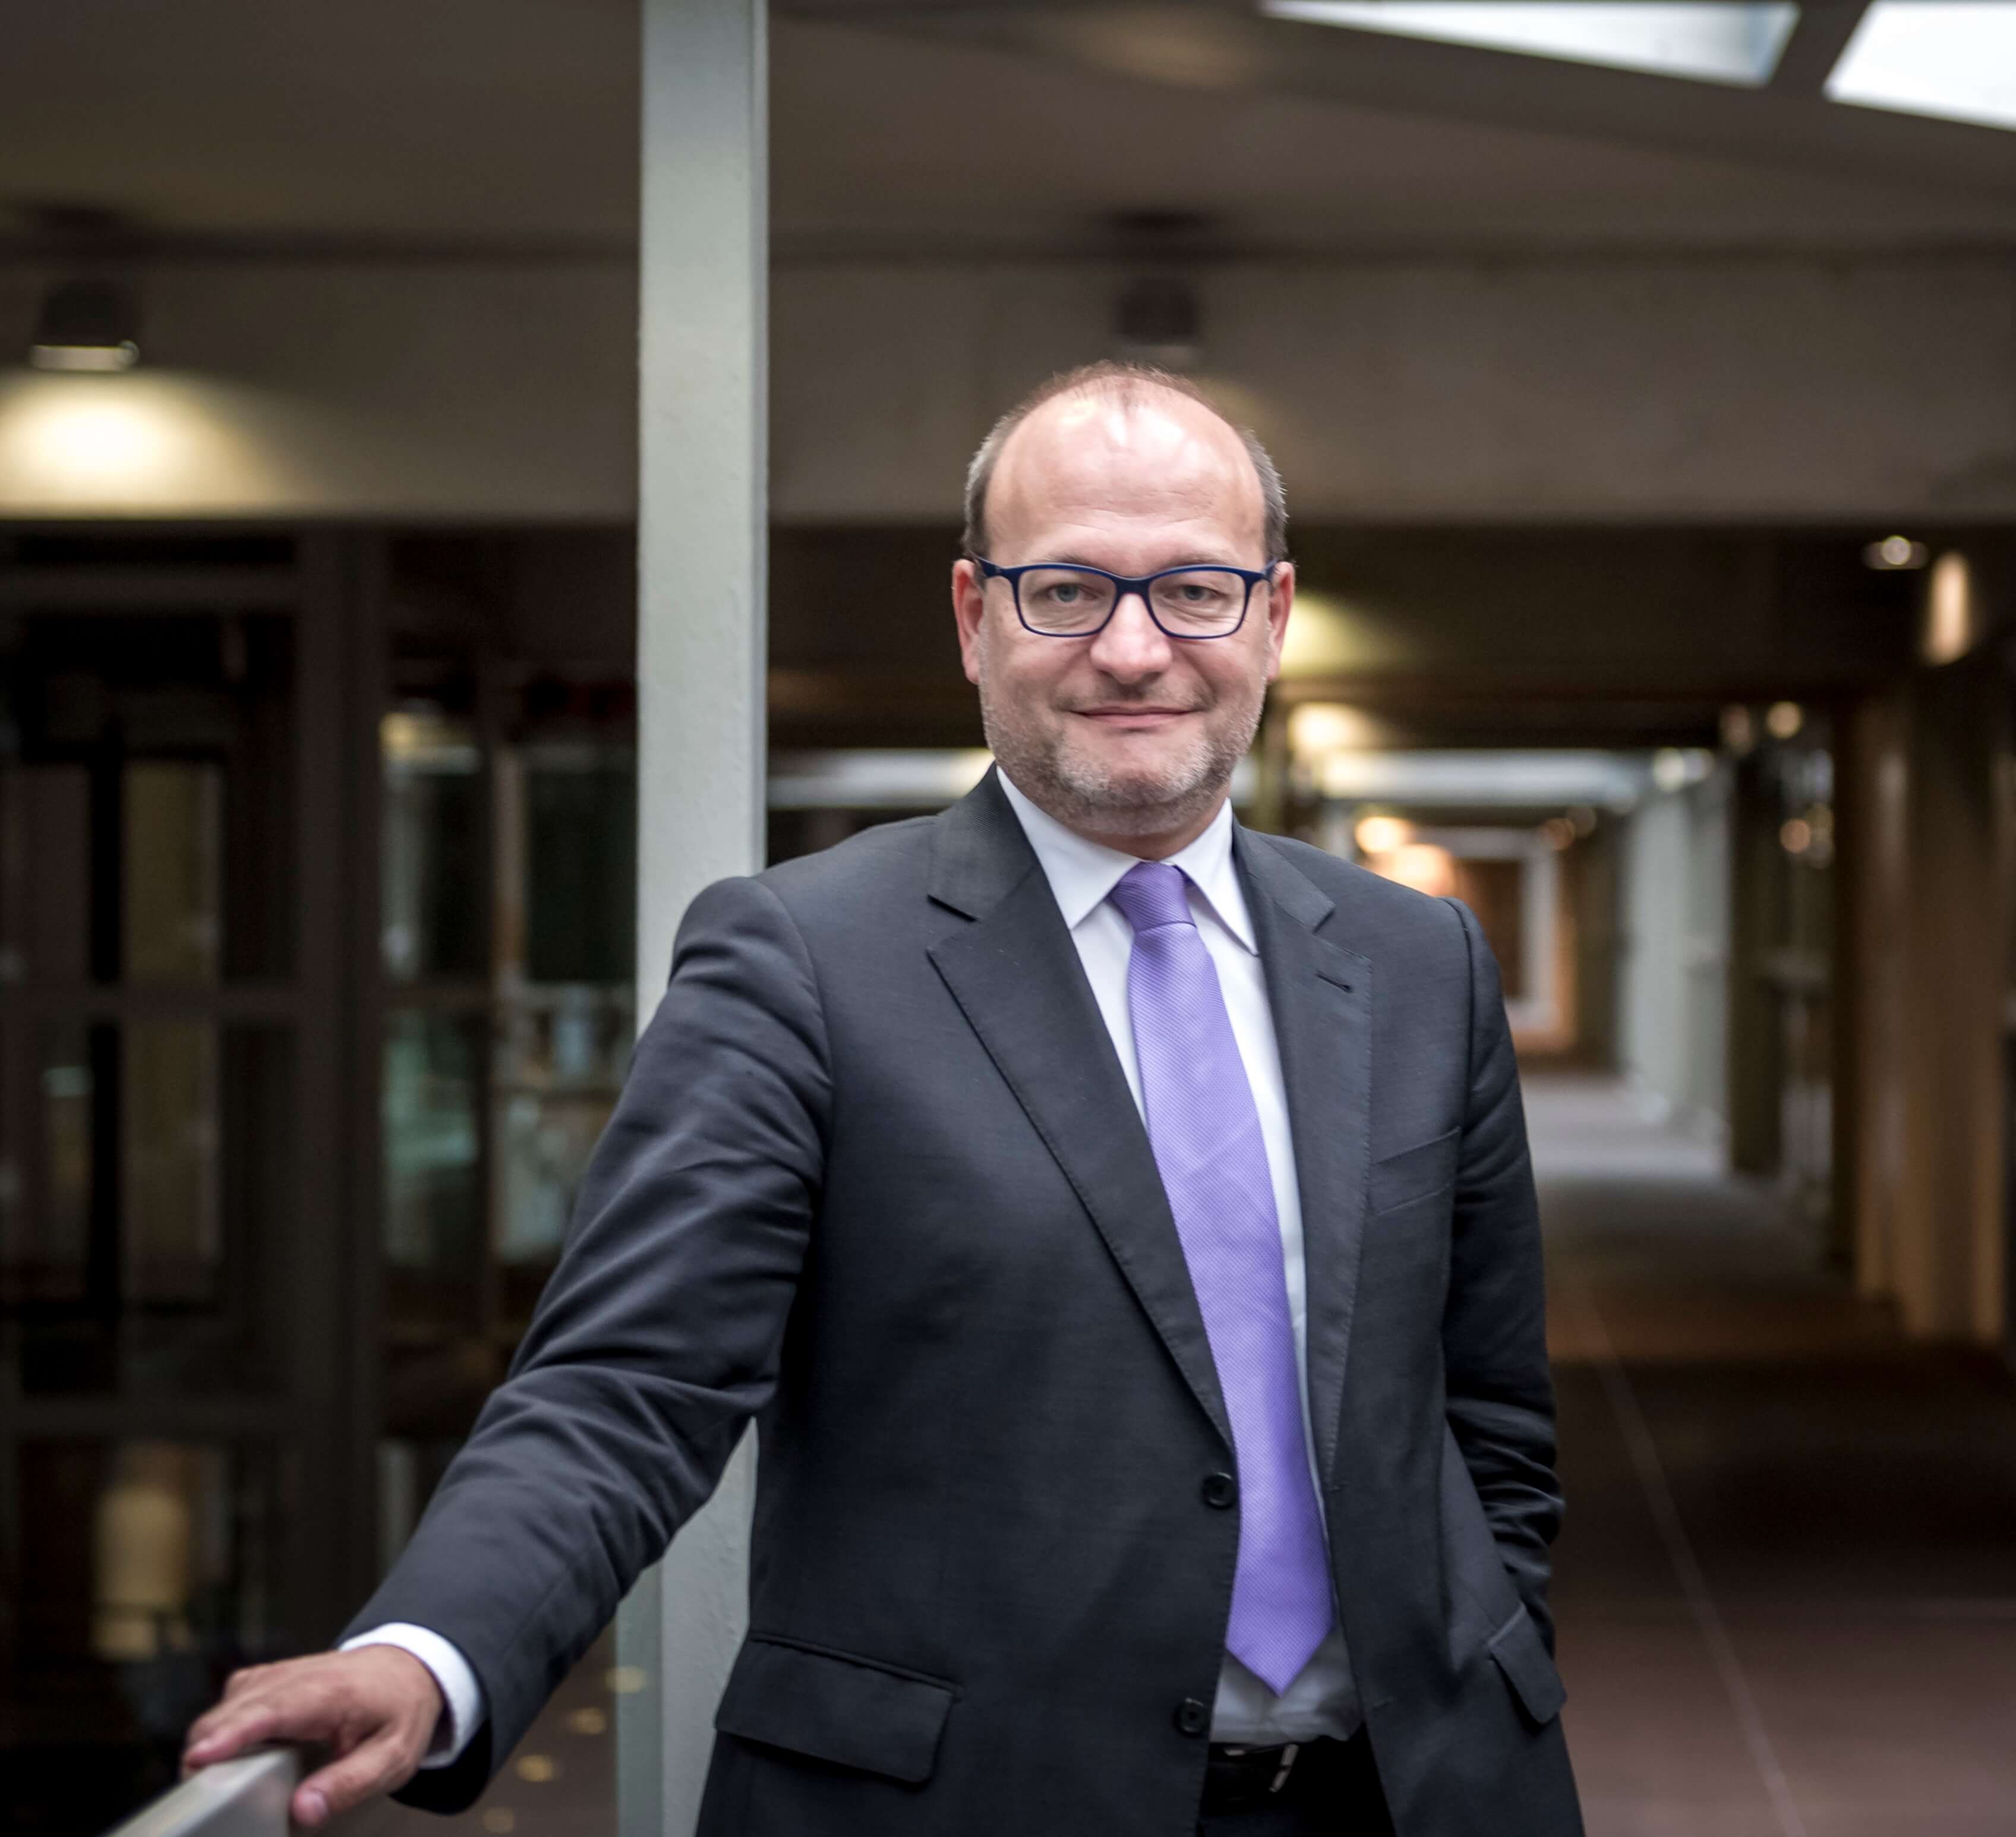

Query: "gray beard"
<box><xmin>977</xmin><ymin>671</ymin><xmax>1262</xmax><ymax>842</ymax></box>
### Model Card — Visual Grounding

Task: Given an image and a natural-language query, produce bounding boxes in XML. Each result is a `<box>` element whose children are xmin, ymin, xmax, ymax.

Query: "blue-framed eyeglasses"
<box><xmin>975</xmin><ymin>557</ymin><xmax>1276</xmax><ymax>640</ymax></box>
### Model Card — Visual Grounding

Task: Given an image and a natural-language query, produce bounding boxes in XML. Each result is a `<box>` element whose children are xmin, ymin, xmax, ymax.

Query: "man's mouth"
<box><xmin>1070</xmin><ymin>705</ymin><xmax>1197</xmax><ymax>727</ymax></box>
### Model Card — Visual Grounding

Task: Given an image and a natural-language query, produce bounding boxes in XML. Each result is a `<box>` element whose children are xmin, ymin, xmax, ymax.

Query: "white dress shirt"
<box><xmin>349</xmin><ymin>771</ymin><xmax>1359</xmax><ymax>1765</ymax></box>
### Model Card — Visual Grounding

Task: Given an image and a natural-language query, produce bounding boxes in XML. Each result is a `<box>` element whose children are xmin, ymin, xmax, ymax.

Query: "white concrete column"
<box><xmin>620</xmin><ymin>2</ymin><xmax>766</xmax><ymax>1833</ymax></box>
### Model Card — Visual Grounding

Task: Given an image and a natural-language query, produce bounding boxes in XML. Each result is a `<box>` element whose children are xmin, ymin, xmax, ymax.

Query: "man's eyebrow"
<box><xmin>1034</xmin><ymin>552</ymin><xmax>1250</xmax><ymax>572</ymax></box>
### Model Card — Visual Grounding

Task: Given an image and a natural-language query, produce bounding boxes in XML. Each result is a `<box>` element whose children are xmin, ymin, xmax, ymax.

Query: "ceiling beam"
<box><xmin>1767</xmin><ymin>0</ymin><xmax>1873</xmax><ymax>96</ymax></box>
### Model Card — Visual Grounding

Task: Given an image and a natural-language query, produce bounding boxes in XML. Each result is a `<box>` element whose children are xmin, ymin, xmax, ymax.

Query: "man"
<box><xmin>185</xmin><ymin>362</ymin><xmax>1580</xmax><ymax>1835</ymax></box>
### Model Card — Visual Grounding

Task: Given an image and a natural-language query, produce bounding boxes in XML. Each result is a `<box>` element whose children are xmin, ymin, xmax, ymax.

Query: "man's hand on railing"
<box><xmin>180</xmin><ymin>1645</ymin><xmax>447</xmax><ymax>1827</ymax></box>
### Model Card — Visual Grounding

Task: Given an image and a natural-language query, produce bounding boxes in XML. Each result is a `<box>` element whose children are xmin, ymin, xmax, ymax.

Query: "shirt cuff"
<box><xmin>340</xmin><ymin>1623</ymin><xmax>486</xmax><ymax>1769</ymax></box>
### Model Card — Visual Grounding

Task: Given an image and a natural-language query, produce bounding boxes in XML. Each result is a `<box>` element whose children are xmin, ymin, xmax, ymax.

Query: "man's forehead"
<box><xmin>993</xmin><ymin>387</ymin><xmax>1261</xmax><ymax>530</ymax></box>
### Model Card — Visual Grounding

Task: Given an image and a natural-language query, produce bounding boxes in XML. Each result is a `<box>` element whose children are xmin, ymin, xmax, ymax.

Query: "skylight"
<box><xmin>1262</xmin><ymin>1</ymin><xmax>1801</xmax><ymax>86</ymax></box>
<box><xmin>1825</xmin><ymin>2</ymin><xmax>2016</xmax><ymax>131</ymax></box>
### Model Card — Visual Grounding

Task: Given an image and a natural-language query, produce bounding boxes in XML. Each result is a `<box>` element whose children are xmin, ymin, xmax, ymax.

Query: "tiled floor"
<box><xmin>1533</xmin><ymin>1074</ymin><xmax>2016</xmax><ymax>1837</ymax></box>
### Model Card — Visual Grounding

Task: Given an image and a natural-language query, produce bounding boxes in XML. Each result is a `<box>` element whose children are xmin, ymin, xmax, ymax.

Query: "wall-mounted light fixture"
<box><xmin>1863</xmin><ymin>534</ymin><xmax>1929</xmax><ymax>570</ymax></box>
<box><xmin>1922</xmin><ymin>550</ymin><xmax>1985</xmax><ymax>665</ymax></box>
<box><xmin>30</xmin><ymin>279</ymin><xmax>142</xmax><ymax>372</ymax></box>
<box><xmin>1113</xmin><ymin>274</ymin><xmax>1202</xmax><ymax>371</ymax></box>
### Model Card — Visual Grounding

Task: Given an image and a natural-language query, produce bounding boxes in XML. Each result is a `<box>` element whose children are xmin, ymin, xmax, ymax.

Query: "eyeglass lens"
<box><xmin>1013</xmin><ymin>566</ymin><xmax>1251</xmax><ymax>636</ymax></box>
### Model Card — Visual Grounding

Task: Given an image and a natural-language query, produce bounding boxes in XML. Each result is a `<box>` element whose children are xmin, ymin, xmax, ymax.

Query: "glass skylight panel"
<box><xmin>1825</xmin><ymin>3</ymin><xmax>2016</xmax><ymax>131</ymax></box>
<box><xmin>1263</xmin><ymin>1</ymin><xmax>1801</xmax><ymax>85</ymax></box>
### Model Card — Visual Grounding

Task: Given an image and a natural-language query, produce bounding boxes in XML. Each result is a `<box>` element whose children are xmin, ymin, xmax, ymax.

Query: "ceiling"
<box><xmin>4</xmin><ymin>0</ymin><xmax>2015</xmax><ymax>258</ymax></box>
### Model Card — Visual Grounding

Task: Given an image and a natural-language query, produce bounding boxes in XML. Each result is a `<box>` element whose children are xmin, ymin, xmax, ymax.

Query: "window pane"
<box><xmin>1265</xmin><ymin>0</ymin><xmax>1799</xmax><ymax>85</ymax></box>
<box><xmin>523</xmin><ymin>755</ymin><xmax>635</xmax><ymax>985</ymax></box>
<box><xmin>1826</xmin><ymin>2</ymin><xmax>2016</xmax><ymax>132</ymax></box>
<box><xmin>497</xmin><ymin>990</ymin><xmax>632</xmax><ymax>1277</ymax></box>
<box><xmin>20</xmin><ymin>1020</ymin><xmax>97</xmax><ymax>1305</ymax></box>
<box><xmin>123</xmin><ymin>762</ymin><xmax>222</xmax><ymax>984</ymax></box>
<box><xmin>0</xmin><ymin>763</ymin><xmax>90</xmax><ymax>983</ymax></box>
<box><xmin>382</xmin><ymin>711</ymin><xmax>486</xmax><ymax>983</ymax></box>
<box><xmin>383</xmin><ymin>1009</ymin><xmax>485</xmax><ymax>1286</ymax></box>
<box><xmin>12</xmin><ymin>1438</ymin><xmax>282</xmax><ymax>1826</ymax></box>
<box><xmin>123</xmin><ymin>1021</ymin><xmax>220</xmax><ymax>1305</ymax></box>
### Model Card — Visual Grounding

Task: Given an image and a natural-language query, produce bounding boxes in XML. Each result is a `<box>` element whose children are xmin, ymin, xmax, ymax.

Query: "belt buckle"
<box><xmin>1267</xmin><ymin>1743</ymin><xmax>1301</xmax><ymax>1795</ymax></box>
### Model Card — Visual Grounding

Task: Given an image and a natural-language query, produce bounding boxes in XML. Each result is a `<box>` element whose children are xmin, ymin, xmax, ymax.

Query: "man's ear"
<box><xmin>1262</xmin><ymin>561</ymin><xmax>1295</xmax><ymax>684</ymax></box>
<box><xmin>952</xmin><ymin>558</ymin><xmax>986</xmax><ymax>686</ymax></box>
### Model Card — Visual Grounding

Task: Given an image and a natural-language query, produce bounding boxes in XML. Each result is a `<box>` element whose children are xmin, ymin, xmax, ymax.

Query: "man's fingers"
<box><xmin>183</xmin><ymin>1700</ymin><xmax>283</xmax><ymax>1765</ymax></box>
<box><xmin>293</xmin><ymin>1732</ymin><xmax>418</xmax><ymax>1829</ymax></box>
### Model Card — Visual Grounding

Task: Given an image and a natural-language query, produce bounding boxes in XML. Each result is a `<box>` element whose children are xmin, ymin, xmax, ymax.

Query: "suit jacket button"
<box><xmin>1201</xmin><ymin>1472</ymin><xmax>1236</xmax><ymax>1509</ymax></box>
<box><xmin>1175</xmin><ymin>1698</ymin><xmax>1210</xmax><ymax>1737</ymax></box>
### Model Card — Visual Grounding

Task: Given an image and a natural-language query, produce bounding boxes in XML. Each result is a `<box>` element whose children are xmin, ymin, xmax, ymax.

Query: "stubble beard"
<box><xmin>977</xmin><ymin>665</ymin><xmax>1263</xmax><ymax>842</ymax></box>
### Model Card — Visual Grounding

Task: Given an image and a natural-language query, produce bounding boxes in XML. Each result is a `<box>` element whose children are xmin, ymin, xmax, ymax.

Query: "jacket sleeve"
<box><xmin>345</xmin><ymin>874</ymin><xmax>831</xmax><ymax>1810</ymax></box>
<box><xmin>1440</xmin><ymin>897</ymin><xmax>1563</xmax><ymax>1647</ymax></box>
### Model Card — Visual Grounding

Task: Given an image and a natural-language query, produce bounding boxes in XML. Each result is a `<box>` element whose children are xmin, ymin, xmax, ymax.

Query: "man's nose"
<box><xmin>1087</xmin><ymin>588</ymin><xmax>1172</xmax><ymax>679</ymax></box>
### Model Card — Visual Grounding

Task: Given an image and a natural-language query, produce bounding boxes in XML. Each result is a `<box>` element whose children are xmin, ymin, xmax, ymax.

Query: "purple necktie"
<box><xmin>1109</xmin><ymin>860</ymin><xmax>1335</xmax><ymax>1695</ymax></box>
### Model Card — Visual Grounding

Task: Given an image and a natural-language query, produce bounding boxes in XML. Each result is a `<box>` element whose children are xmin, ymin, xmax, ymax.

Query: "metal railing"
<box><xmin>101</xmin><ymin>1749</ymin><xmax>301</xmax><ymax>1837</ymax></box>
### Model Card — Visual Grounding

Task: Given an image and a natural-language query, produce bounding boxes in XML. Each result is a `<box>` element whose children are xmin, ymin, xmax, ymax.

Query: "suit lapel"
<box><xmin>1235</xmin><ymin>828</ymin><xmax>1373</xmax><ymax>1486</ymax></box>
<box><xmin>926</xmin><ymin>774</ymin><xmax>1232</xmax><ymax>1449</ymax></box>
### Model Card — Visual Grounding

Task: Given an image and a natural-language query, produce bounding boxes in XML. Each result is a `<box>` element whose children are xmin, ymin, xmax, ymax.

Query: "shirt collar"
<box><xmin>995</xmin><ymin>768</ymin><xmax>1256</xmax><ymax>953</ymax></box>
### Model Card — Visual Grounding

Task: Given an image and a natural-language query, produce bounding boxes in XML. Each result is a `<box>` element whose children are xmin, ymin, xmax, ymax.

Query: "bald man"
<box><xmin>186</xmin><ymin>364</ymin><xmax>1581</xmax><ymax>1837</ymax></box>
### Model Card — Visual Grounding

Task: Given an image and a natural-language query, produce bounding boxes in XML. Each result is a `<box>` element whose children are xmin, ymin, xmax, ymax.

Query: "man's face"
<box><xmin>951</xmin><ymin>389</ymin><xmax>1292</xmax><ymax>847</ymax></box>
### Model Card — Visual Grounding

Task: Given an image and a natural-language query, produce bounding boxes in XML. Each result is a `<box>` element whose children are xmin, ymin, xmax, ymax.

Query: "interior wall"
<box><xmin>1618</xmin><ymin>772</ymin><xmax>1731</xmax><ymax>1139</ymax></box>
<box><xmin>2</xmin><ymin>251</ymin><xmax>2015</xmax><ymax>522</ymax></box>
<box><xmin>1848</xmin><ymin>660</ymin><xmax>2012</xmax><ymax>1342</ymax></box>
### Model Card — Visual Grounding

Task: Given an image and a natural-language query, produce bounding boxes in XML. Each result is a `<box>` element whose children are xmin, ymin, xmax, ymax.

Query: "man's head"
<box><xmin>952</xmin><ymin>361</ymin><xmax>1293</xmax><ymax>857</ymax></box>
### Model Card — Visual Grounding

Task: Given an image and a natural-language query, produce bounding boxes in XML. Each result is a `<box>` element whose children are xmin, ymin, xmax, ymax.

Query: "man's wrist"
<box><xmin>340</xmin><ymin>1624</ymin><xmax>482</xmax><ymax>1766</ymax></box>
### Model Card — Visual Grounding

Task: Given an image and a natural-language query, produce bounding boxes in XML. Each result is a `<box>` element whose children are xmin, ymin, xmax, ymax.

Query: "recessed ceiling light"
<box><xmin>1826</xmin><ymin>3</ymin><xmax>2016</xmax><ymax>132</ymax></box>
<box><xmin>1262</xmin><ymin>1</ymin><xmax>1800</xmax><ymax>86</ymax></box>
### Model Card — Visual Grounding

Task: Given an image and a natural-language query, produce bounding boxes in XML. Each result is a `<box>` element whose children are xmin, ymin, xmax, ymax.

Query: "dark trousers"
<box><xmin>1196</xmin><ymin>1732</ymin><xmax>1395</xmax><ymax>1836</ymax></box>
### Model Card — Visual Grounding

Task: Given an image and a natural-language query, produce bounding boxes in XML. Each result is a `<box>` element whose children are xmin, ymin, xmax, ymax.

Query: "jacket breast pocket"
<box><xmin>1368</xmin><ymin>1126</ymin><xmax>1459</xmax><ymax>1215</ymax></box>
<box><xmin>714</xmin><ymin>1634</ymin><xmax>957</xmax><ymax>1784</ymax></box>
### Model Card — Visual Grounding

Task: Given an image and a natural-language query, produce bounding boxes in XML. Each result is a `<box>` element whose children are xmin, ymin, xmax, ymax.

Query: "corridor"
<box><xmin>1536</xmin><ymin>1077</ymin><xmax>2016</xmax><ymax>1836</ymax></box>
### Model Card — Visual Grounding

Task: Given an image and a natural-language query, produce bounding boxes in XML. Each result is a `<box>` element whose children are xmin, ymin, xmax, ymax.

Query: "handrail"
<box><xmin>101</xmin><ymin>1748</ymin><xmax>301</xmax><ymax>1837</ymax></box>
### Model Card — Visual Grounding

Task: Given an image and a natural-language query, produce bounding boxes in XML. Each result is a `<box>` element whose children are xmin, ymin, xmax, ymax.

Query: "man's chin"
<box><xmin>1053</xmin><ymin>747</ymin><xmax>1222</xmax><ymax>821</ymax></box>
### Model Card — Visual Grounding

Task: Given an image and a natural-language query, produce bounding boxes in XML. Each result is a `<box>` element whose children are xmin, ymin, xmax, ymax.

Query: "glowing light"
<box><xmin>1923</xmin><ymin>551</ymin><xmax>1979</xmax><ymax>664</ymax></box>
<box><xmin>1765</xmin><ymin>701</ymin><xmax>1804</xmax><ymax>741</ymax></box>
<box><xmin>1375</xmin><ymin>842</ymin><xmax>1457</xmax><ymax>897</ymax></box>
<box><xmin>1864</xmin><ymin>534</ymin><xmax>1929</xmax><ymax>571</ymax></box>
<box><xmin>1651</xmin><ymin>747</ymin><xmax>1714</xmax><ymax>793</ymax></box>
<box><xmin>31</xmin><ymin>342</ymin><xmax>139</xmax><ymax>374</ymax></box>
<box><xmin>564</xmin><ymin>1706</ymin><xmax>609</xmax><ymax>1736</ymax></box>
<box><xmin>12</xmin><ymin>387</ymin><xmax>172</xmax><ymax>488</ymax></box>
<box><xmin>1780</xmin><ymin>818</ymin><xmax>1812</xmax><ymax>854</ymax></box>
<box><xmin>1355</xmin><ymin>815</ymin><xmax>1415</xmax><ymax>854</ymax></box>
<box><xmin>514</xmin><ymin>1754</ymin><xmax>558</xmax><ymax>1784</ymax></box>
<box><xmin>1288</xmin><ymin>702</ymin><xmax>1375</xmax><ymax>759</ymax></box>
<box><xmin>1721</xmin><ymin>706</ymin><xmax>1756</xmax><ymax>755</ymax></box>
<box><xmin>605</xmin><ymin>1665</ymin><xmax>648</xmax><ymax>1694</ymax></box>
<box><xmin>1827</xmin><ymin>3</ymin><xmax>2016</xmax><ymax>132</ymax></box>
<box><xmin>1277</xmin><ymin>591</ymin><xmax>1411</xmax><ymax>678</ymax></box>
<box><xmin>1265</xmin><ymin>0</ymin><xmax>1799</xmax><ymax>84</ymax></box>
<box><xmin>481</xmin><ymin>1810</ymin><xmax>516</xmax><ymax>1834</ymax></box>
<box><xmin>1541</xmin><ymin>816</ymin><xmax>1576</xmax><ymax>849</ymax></box>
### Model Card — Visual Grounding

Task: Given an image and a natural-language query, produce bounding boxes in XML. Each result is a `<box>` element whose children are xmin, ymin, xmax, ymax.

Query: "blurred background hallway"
<box><xmin>1537</xmin><ymin>1075</ymin><xmax>2016</xmax><ymax>1837</ymax></box>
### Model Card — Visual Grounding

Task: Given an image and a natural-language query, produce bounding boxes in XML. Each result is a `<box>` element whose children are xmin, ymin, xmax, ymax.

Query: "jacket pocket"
<box><xmin>1485</xmin><ymin>1602</ymin><xmax>1566</xmax><ymax>1727</ymax></box>
<box><xmin>1369</xmin><ymin>1126</ymin><xmax>1459</xmax><ymax>1214</ymax></box>
<box><xmin>714</xmin><ymin>1634</ymin><xmax>957</xmax><ymax>1784</ymax></box>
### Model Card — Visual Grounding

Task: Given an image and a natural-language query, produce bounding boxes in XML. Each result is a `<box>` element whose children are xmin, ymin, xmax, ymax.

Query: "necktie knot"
<box><xmin>1109</xmin><ymin>860</ymin><xmax>1193</xmax><ymax>935</ymax></box>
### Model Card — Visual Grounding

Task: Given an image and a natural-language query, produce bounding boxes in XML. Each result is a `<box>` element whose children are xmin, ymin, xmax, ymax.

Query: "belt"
<box><xmin>1202</xmin><ymin>1732</ymin><xmax>1365</xmax><ymax>1814</ymax></box>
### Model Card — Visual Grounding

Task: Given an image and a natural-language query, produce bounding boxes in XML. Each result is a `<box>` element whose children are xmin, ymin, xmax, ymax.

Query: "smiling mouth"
<box><xmin>1073</xmin><ymin>706</ymin><xmax>1195</xmax><ymax>723</ymax></box>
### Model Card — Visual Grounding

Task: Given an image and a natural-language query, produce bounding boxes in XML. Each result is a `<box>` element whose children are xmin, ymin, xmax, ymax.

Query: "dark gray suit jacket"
<box><xmin>352</xmin><ymin>771</ymin><xmax>1580</xmax><ymax>1836</ymax></box>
